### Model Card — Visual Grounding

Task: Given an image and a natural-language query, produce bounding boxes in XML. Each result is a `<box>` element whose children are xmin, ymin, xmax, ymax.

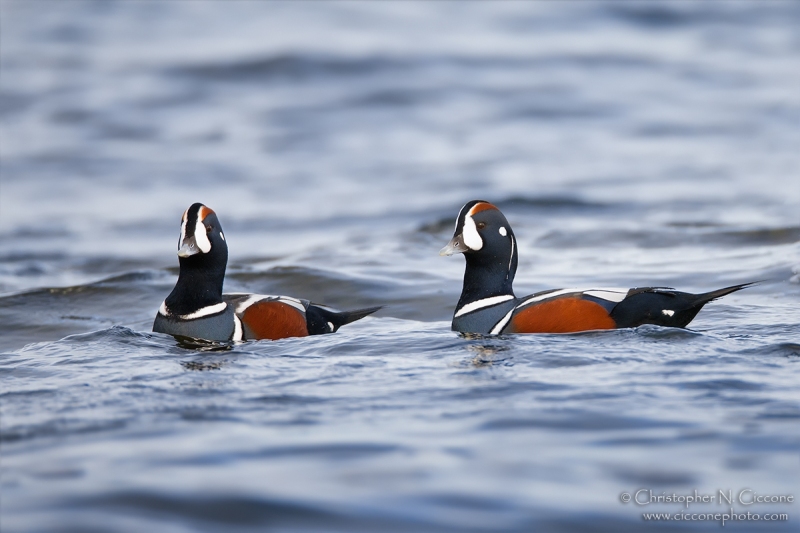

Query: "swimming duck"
<box><xmin>440</xmin><ymin>200</ymin><xmax>752</xmax><ymax>334</ymax></box>
<box><xmin>154</xmin><ymin>203</ymin><xmax>380</xmax><ymax>341</ymax></box>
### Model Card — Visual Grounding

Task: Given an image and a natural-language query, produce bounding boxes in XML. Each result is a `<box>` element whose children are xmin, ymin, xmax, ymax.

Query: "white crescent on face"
<box><xmin>193</xmin><ymin>214</ymin><xmax>211</xmax><ymax>253</ymax></box>
<box><xmin>179</xmin><ymin>206</ymin><xmax>213</xmax><ymax>254</ymax></box>
<box><xmin>462</xmin><ymin>214</ymin><xmax>483</xmax><ymax>251</ymax></box>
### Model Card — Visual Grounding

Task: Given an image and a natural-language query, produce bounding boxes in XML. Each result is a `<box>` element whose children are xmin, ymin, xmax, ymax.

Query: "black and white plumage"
<box><xmin>153</xmin><ymin>203</ymin><xmax>380</xmax><ymax>342</ymax></box>
<box><xmin>440</xmin><ymin>200</ymin><xmax>753</xmax><ymax>334</ymax></box>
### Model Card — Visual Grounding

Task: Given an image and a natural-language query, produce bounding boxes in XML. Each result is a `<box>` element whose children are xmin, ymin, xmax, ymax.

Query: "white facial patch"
<box><xmin>499</xmin><ymin>227</ymin><xmax>507</xmax><ymax>236</ymax></box>
<box><xmin>194</xmin><ymin>217</ymin><xmax>212</xmax><ymax>253</ymax></box>
<box><xmin>179</xmin><ymin>211</ymin><xmax>189</xmax><ymax>250</ymax></box>
<box><xmin>462</xmin><ymin>215</ymin><xmax>483</xmax><ymax>251</ymax></box>
<box><xmin>455</xmin><ymin>203</ymin><xmax>471</xmax><ymax>233</ymax></box>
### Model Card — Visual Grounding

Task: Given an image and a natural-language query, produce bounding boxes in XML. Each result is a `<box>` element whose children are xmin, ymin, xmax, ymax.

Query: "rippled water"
<box><xmin>2</xmin><ymin>1</ymin><xmax>799</xmax><ymax>531</ymax></box>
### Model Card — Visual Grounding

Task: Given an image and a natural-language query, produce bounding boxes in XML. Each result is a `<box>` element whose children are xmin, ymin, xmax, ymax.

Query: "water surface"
<box><xmin>1</xmin><ymin>1</ymin><xmax>799</xmax><ymax>531</ymax></box>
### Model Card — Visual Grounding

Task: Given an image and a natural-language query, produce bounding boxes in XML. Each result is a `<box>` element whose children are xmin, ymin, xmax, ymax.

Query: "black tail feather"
<box><xmin>335</xmin><ymin>306</ymin><xmax>384</xmax><ymax>327</ymax></box>
<box><xmin>611</xmin><ymin>282</ymin><xmax>756</xmax><ymax>329</ymax></box>
<box><xmin>693</xmin><ymin>281</ymin><xmax>760</xmax><ymax>305</ymax></box>
<box><xmin>306</xmin><ymin>305</ymin><xmax>383</xmax><ymax>335</ymax></box>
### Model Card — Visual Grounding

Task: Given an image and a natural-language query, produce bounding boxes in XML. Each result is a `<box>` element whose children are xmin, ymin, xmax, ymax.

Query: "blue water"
<box><xmin>1</xmin><ymin>1</ymin><xmax>799</xmax><ymax>531</ymax></box>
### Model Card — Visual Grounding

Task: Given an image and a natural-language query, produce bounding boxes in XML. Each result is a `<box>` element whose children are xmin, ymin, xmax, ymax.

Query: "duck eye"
<box><xmin>205</xmin><ymin>225</ymin><xmax>212</xmax><ymax>233</ymax></box>
<box><xmin>477</xmin><ymin>222</ymin><xmax>486</xmax><ymax>230</ymax></box>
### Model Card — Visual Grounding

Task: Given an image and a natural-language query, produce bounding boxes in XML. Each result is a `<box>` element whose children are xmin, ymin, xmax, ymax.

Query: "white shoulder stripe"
<box><xmin>583</xmin><ymin>289</ymin><xmax>628</xmax><ymax>303</ymax></box>
<box><xmin>517</xmin><ymin>288</ymin><xmax>580</xmax><ymax>308</ymax></box>
<box><xmin>490</xmin><ymin>308</ymin><xmax>515</xmax><ymax>334</ymax></box>
<box><xmin>455</xmin><ymin>294</ymin><xmax>514</xmax><ymax>318</ymax></box>
<box><xmin>179</xmin><ymin>302</ymin><xmax>228</xmax><ymax>320</ymax></box>
<box><xmin>278</xmin><ymin>296</ymin><xmax>307</xmax><ymax>313</ymax></box>
<box><xmin>517</xmin><ymin>288</ymin><xmax>629</xmax><ymax>309</ymax></box>
<box><xmin>234</xmin><ymin>295</ymin><xmax>267</xmax><ymax>314</ymax></box>
<box><xmin>234</xmin><ymin>294</ymin><xmax>307</xmax><ymax>315</ymax></box>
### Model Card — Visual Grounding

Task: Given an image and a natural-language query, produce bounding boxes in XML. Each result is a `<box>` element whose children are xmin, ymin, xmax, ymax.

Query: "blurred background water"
<box><xmin>1</xmin><ymin>1</ymin><xmax>799</xmax><ymax>532</ymax></box>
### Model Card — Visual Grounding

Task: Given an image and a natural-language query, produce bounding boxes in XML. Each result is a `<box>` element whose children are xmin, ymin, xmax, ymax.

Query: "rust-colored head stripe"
<box><xmin>198</xmin><ymin>205</ymin><xmax>216</xmax><ymax>221</ymax></box>
<box><xmin>468</xmin><ymin>202</ymin><xmax>498</xmax><ymax>216</ymax></box>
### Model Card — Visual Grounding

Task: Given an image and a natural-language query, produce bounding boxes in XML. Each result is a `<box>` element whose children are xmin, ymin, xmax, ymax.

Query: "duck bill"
<box><xmin>439</xmin><ymin>234</ymin><xmax>470</xmax><ymax>256</ymax></box>
<box><xmin>178</xmin><ymin>236</ymin><xmax>201</xmax><ymax>258</ymax></box>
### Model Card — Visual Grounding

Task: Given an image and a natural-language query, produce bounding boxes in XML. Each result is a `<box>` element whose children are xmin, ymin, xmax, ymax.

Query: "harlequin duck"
<box><xmin>440</xmin><ymin>200</ymin><xmax>753</xmax><ymax>334</ymax></box>
<box><xmin>153</xmin><ymin>203</ymin><xmax>381</xmax><ymax>341</ymax></box>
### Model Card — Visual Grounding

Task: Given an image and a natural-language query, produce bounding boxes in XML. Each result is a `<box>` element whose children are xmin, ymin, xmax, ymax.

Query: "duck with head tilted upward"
<box><xmin>153</xmin><ymin>203</ymin><xmax>380</xmax><ymax>342</ymax></box>
<box><xmin>440</xmin><ymin>200</ymin><xmax>753</xmax><ymax>334</ymax></box>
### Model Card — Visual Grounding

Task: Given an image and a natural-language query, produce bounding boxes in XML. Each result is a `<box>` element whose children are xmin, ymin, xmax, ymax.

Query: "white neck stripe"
<box><xmin>179</xmin><ymin>302</ymin><xmax>227</xmax><ymax>320</ymax></box>
<box><xmin>455</xmin><ymin>294</ymin><xmax>514</xmax><ymax>318</ymax></box>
